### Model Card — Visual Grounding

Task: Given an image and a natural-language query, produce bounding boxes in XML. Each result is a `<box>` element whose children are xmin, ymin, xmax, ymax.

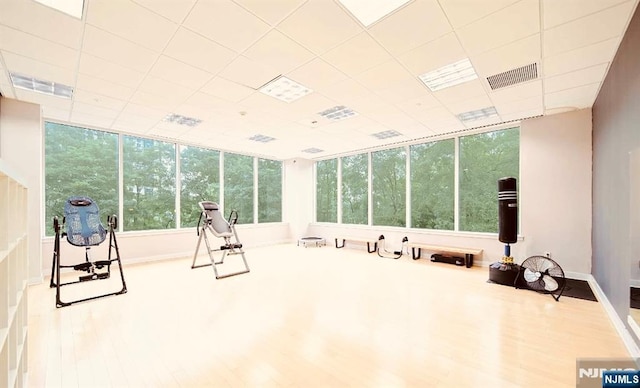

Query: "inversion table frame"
<box><xmin>191</xmin><ymin>201</ymin><xmax>250</xmax><ymax>279</ymax></box>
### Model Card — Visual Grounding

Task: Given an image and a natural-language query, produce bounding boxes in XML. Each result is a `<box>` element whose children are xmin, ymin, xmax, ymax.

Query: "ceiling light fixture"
<box><xmin>456</xmin><ymin>106</ymin><xmax>499</xmax><ymax>123</ymax></box>
<box><xmin>163</xmin><ymin>113</ymin><xmax>202</xmax><ymax>127</ymax></box>
<box><xmin>9</xmin><ymin>72</ymin><xmax>73</xmax><ymax>99</ymax></box>
<box><xmin>249</xmin><ymin>134</ymin><xmax>276</xmax><ymax>143</ymax></box>
<box><xmin>259</xmin><ymin>75</ymin><xmax>312</xmax><ymax>103</ymax></box>
<box><xmin>318</xmin><ymin>105</ymin><xmax>358</xmax><ymax>121</ymax></box>
<box><xmin>371</xmin><ymin>130</ymin><xmax>402</xmax><ymax>139</ymax></box>
<box><xmin>302</xmin><ymin>148</ymin><xmax>324</xmax><ymax>154</ymax></box>
<box><xmin>35</xmin><ymin>0</ymin><xmax>85</xmax><ymax>19</ymax></box>
<box><xmin>338</xmin><ymin>0</ymin><xmax>411</xmax><ymax>26</ymax></box>
<box><xmin>418</xmin><ymin>58</ymin><xmax>478</xmax><ymax>92</ymax></box>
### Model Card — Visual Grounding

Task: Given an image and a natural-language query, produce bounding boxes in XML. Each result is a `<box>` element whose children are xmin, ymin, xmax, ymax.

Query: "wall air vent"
<box><xmin>486</xmin><ymin>63</ymin><xmax>538</xmax><ymax>90</ymax></box>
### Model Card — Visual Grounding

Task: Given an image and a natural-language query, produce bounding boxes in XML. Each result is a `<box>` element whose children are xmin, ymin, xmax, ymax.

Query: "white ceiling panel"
<box><xmin>470</xmin><ymin>34</ymin><xmax>541</xmax><ymax>78</ymax></box>
<box><xmin>0</xmin><ymin>0</ymin><xmax>84</xmax><ymax>49</ymax></box>
<box><xmin>444</xmin><ymin>94</ymin><xmax>494</xmax><ymax>115</ymax></box>
<box><xmin>164</xmin><ymin>28</ymin><xmax>237</xmax><ymax>75</ymax></box>
<box><xmin>75</xmin><ymin>73</ymin><xmax>135</xmax><ymax>101</ymax></box>
<box><xmin>234</xmin><ymin>0</ymin><xmax>306</xmax><ymax>26</ymax></box>
<box><xmin>182</xmin><ymin>92</ymin><xmax>240</xmax><ymax>116</ymax></box>
<box><xmin>456</xmin><ymin>0</ymin><xmax>539</xmax><ymax>56</ymax></box>
<box><xmin>374</xmin><ymin>79</ymin><xmax>432</xmax><ymax>104</ymax></box>
<box><xmin>463</xmin><ymin>115</ymin><xmax>503</xmax><ymax>129</ymax></box>
<box><xmin>439</xmin><ymin>0</ymin><xmax>520</xmax><ymax>29</ymax></box>
<box><xmin>354</xmin><ymin>60</ymin><xmax>414</xmax><ymax>91</ymax></box>
<box><xmin>183</xmin><ymin>0</ymin><xmax>270</xmax><ymax>52</ymax></box>
<box><xmin>218</xmin><ymin>55</ymin><xmax>280</xmax><ymax>90</ymax></box>
<box><xmin>501</xmin><ymin>107</ymin><xmax>543</xmax><ymax>122</ymax></box>
<box><xmin>369</xmin><ymin>0</ymin><xmax>452</xmax><ymax>55</ymax></box>
<box><xmin>543</xmin><ymin>38</ymin><xmax>620</xmax><ymax>76</ymax></box>
<box><xmin>72</xmin><ymin>101</ymin><xmax>121</xmax><ymax>119</ymax></box>
<box><xmin>489</xmin><ymin>80</ymin><xmax>543</xmax><ymax>106</ymax></box>
<box><xmin>277</xmin><ymin>0</ymin><xmax>362</xmax><ymax>55</ymax></box>
<box><xmin>136</xmin><ymin>76</ymin><xmax>195</xmax><ymax>103</ymax></box>
<box><xmin>15</xmin><ymin>88</ymin><xmax>72</xmax><ymax>110</ymax></box>
<box><xmin>397</xmin><ymin>33</ymin><xmax>466</xmax><ymax>76</ymax></box>
<box><xmin>321</xmin><ymin>32</ymin><xmax>392</xmax><ymax>77</ymax></box>
<box><xmin>149</xmin><ymin>55</ymin><xmax>214</xmax><ymax>90</ymax></box>
<box><xmin>78</xmin><ymin>53</ymin><xmax>146</xmax><ymax>89</ymax></box>
<box><xmin>316</xmin><ymin>79</ymin><xmax>372</xmax><ymax>104</ymax></box>
<box><xmin>286</xmin><ymin>58</ymin><xmax>348</xmax><ymax>91</ymax></box>
<box><xmin>120</xmin><ymin>102</ymin><xmax>169</xmax><ymax>120</ymax></box>
<box><xmin>87</xmin><ymin>0</ymin><xmax>178</xmax><ymax>52</ymax></box>
<box><xmin>0</xmin><ymin>25</ymin><xmax>79</xmax><ymax>70</ymax></box>
<box><xmin>543</xmin><ymin>0</ymin><xmax>629</xmax><ymax>29</ymax></box>
<box><xmin>132</xmin><ymin>0</ymin><xmax>197</xmax><ymax>24</ymax></box>
<box><xmin>41</xmin><ymin>106</ymin><xmax>70</xmax><ymax>121</ymax></box>
<box><xmin>128</xmin><ymin>90</ymin><xmax>182</xmax><ymax>112</ymax></box>
<box><xmin>544</xmin><ymin>63</ymin><xmax>609</xmax><ymax>94</ymax></box>
<box><xmin>73</xmin><ymin>89</ymin><xmax>128</xmax><ymax>112</ymax></box>
<box><xmin>1</xmin><ymin>51</ymin><xmax>76</xmax><ymax>85</ymax></box>
<box><xmin>112</xmin><ymin>114</ymin><xmax>158</xmax><ymax>135</ymax></box>
<box><xmin>495</xmin><ymin>95</ymin><xmax>543</xmax><ymax>115</ymax></box>
<box><xmin>544</xmin><ymin>82</ymin><xmax>601</xmax><ymax>110</ymax></box>
<box><xmin>82</xmin><ymin>25</ymin><xmax>158</xmax><ymax>73</ymax></box>
<box><xmin>243</xmin><ymin>30</ymin><xmax>315</xmax><ymax>74</ymax></box>
<box><xmin>0</xmin><ymin>83</ymin><xmax>15</xmax><ymax>99</ymax></box>
<box><xmin>200</xmin><ymin>77</ymin><xmax>255</xmax><ymax>103</ymax></box>
<box><xmin>69</xmin><ymin>111</ymin><xmax>116</xmax><ymax>129</ymax></box>
<box><xmin>543</xmin><ymin>1</ymin><xmax>635</xmax><ymax>57</ymax></box>
<box><xmin>432</xmin><ymin>79</ymin><xmax>488</xmax><ymax>105</ymax></box>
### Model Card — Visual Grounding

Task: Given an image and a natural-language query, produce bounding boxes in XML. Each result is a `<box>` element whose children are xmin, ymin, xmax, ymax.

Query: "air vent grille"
<box><xmin>486</xmin><ymin>63</ymin><xmax>537</xmax><ymax>90</ymax></box>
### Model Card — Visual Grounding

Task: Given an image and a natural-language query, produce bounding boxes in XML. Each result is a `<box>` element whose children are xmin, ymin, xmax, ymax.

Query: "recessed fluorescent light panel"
<box><xmin>456</xmin><ymin>107</ymin><xmax>498</xmax><ymax>123</ymax></box>
<box><xmin>163</xmin><ymin>113</ymin><xmax>202</xmax><ymax>127</ymax></box>
<box><xmin>302</xmin><ymin>147</ymin><xmax>324</xmax><ymax>154</ymax></box>
<box><xmin>249</xmin><ymin>134</ymin><xmax>276</xmax><ymax>143</ymax></box>
<box><xmin>419</xmin><ymin>58</ymin><xmax>478</xmax><ymax>92</ymax></box>
<box><xmin>372</xmin><ymin>130</ymin><xmax>402</xmax><ymax>139</ymax></box>
<box><xmin>259</xmin><ymin>76</ymin><xmax>312</xmax><ymax>103</ymax></box>
<box><xmin>318</xmin><ymin>105</ymin><xmax>358</xmax><ymax>121</ymax></box>
<box><xmin>35</xmin><ymin>0</ymin><xmax>85</xmax><ymax>19</ymax></box>
<box><xmin>338</xmin><ymin>0</ymin><xmax>411</xmax><ymax>26</ymax></box>
<box><xmin>10</xmin><ymin>72</ymin><xmax>73</xmax><ymax>99</ymax></box>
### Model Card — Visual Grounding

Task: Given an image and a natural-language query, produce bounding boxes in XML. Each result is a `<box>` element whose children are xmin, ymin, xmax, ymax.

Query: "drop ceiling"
<box><xmin>0</xmin><ymin>0</ymin><xmax>637</xmax><ymax>160</ymax></box>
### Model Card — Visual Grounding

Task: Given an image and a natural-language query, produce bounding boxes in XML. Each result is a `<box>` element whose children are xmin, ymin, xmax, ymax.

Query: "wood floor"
<box><xmin>28</xmin><ymin>243</ymin><xmax>628</xmax><ymax>387</ymax></box>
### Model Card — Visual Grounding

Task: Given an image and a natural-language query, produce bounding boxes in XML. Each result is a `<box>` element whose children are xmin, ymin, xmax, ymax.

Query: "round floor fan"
<box><xmin>517</xmin><ymin>255</ymin><xmax>566</xmax><ymax>301</ymax></box>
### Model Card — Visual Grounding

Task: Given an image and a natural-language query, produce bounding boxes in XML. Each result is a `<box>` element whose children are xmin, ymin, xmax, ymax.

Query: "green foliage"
<box><xmin>372</xmin><ymin>147</ymin><xmax>406</xmax><ymax>227</ymax></box>
<box><xmin>341</xmin><ymin>154</ymin><xmax>368</xmax><ymax>225</ymax></box>
<box><xmin>410</xmin><ymin>139</ymin><xmax>455</xmax><ymax>230</ymax></box>
<box><xmin>459</xmin><ymin>127</ymin><xmax>520</xmax><ymax>233</ymax></box>
<box><xmin>180</xmin><ymin>146</ymin><xmax>220</xmax><ymax>227</ymax></box>
<box><xmin>44</xmin><ymin>122</ymin><xmax>119</xmax><ymax>236</ymax></box>
<box><xmin>316</xmin><ymin>159</ymin><xmax>337</xmax><ymax>222</ymax></box>
<box><xmin>258</xmin><ymin>159</ymin><xmax>282</xmax><ymax>223</ymax></box>
<box><xmin>122</xmin><ymin>136</ymin><xmax>176</xmax><ymax>231</ymax></box>
<box><xmin>224</xmin><ymin>153</ymin><xmax>254</xmax><ymax>224</ymax></box>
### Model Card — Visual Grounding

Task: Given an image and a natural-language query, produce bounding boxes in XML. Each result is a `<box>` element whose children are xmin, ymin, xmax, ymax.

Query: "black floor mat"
<box><xmin>630</xmin><ymin>287</ymin><xmax>640</xmax><ymax>309</ymax></box>
<box><xmin>562</xmin><ymin>278</ymin><xmax>597</xmax><ymax>302</ymax></box>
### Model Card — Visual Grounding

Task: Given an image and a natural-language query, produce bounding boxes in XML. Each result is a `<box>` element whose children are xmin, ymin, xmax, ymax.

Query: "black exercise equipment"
<box><xmin>489</xmin><ymin>177</ymin><xmax>522</xmax><ymax>286</ymax></box>
<box><xmin>376</xmin><ymin>235</ymin><xmax>408</xmax><ymax>259</ymax></box>
<box><xmin>50</xmin><ymin>196</ymin><xmax>127</xmax><ymax>308</ymax></box>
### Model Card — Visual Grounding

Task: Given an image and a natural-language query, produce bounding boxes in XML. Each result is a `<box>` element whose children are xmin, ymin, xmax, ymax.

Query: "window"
<box><xmin>372</xmin><ymin>147</ymin><xmax>406</xmax><ymax>227</ymax></box>
<box><xmin>224</xmin><ymin>153</ymin><xmax>254</xmax><ymax>224</ymax></box>
<box><xmin>316</xmin><ymin>159</ymin><xmax>337</xmax><ymax>222</ymax></box>
<box><xmin>459</xmin><ymin>127</ymin><xmax>519</xmax><ymax>233</ymax></box>
<box><xmin>258</xmin><ymin>159</ymin><xmax>282</xmax><ymax>223</ymax></box>
<box><xmin>180</xmin><ymin>145</ymin><xmax>220</xmax><ymax>228</ymax></box>
<box><xmin>341</xmin><ymin>154</ymin><xmax>368</xmax><ymax>225</ymax></box>
<box><xmin>44</xmin><ymin>122</ymin><xmax>119</xmax><ymax>236</ymax></box>
<box><xmin>123</xmin><ymin>135</ymin><xmax>176</xmax><ymax>231</ymax></box>
<box><xmin>410</xmin><ymin>139</ymin><xmax>454</xmax><ymax>230</ymax></box>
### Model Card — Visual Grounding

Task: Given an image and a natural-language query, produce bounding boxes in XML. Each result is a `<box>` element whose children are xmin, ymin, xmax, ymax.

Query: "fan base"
<box><xmin>488</xmin><ymin>262</ymin><xmax>523</xmax><ymax>287</ymax></box>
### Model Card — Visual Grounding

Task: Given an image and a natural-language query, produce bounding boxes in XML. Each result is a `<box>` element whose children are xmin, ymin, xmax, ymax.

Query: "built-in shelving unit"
<box><xmin>0</xmin><ymin>160</ymin><xmax>28</xmax><ymax>387</ymax></box>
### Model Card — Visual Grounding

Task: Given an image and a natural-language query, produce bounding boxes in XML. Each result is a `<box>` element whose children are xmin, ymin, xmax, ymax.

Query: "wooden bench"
<box><xmin>406</xmin><ymin>243</ymin><xmax>482</xmax><ymax>268</ymax></box>
<box><xmin>335</xmin><ymin>238</ymin><xmax>378</xmax><ymax>253</ymax></box>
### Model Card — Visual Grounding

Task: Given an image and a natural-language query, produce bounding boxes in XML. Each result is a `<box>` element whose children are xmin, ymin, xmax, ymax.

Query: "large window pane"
<box><xmin>410</xmin><ymin>139</ymin><xmax>454</xmax><ymax>230</ymax></box>
<box><xmin>372</xmin><ymin>147</ymin><xmax>406</xmax><ymax>227</ymax></box>
<box><xmin>123</xmin><ymin>136</ymin><xmax>176</xmax><ymax>231</ymax></box>
<box><xmin>224</xmin><ymin>153</ymin><xmax>254</xmax><ymax>224</ymax></box>
<box><xmin>258</xmin><ymin>159</ymin><xmax>282</xmax><ymax>223</ymax></box>
<box><xmin>341</xmin><ymin>154</ymin><xmax>368</xmax><ymax>225</ymax></box>
<box><xmin>459</xmin><ymin>127</ymin><xmax>519</xmax><ymax>233</ymax></box>
<box><xmin>44</xmin><ymin>122</ymin><xmax>118</xmax><ymax>236</ymax></box>
<box><xmin>316</xmin><ymin>159</ymin><xmax>337</xmax><ymax>222</ymax></box>
<box><xmin>180</xmin><ymin>145</ymin><xmax>220</xmax><ymax>227</ymax></box>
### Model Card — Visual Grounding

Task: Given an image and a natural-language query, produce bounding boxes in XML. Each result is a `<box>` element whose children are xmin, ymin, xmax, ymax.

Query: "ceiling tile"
<box><xmin>234</xmin><ymin>0</ymin><xmax>306</xmax><ymax>25</ymax></box>
<box><xmin>489</xmin><ymin>80</ymin><xmax>543</xmax><ymax>106</ymax></box>
<box><xmin>545</xmin><ymin>83</ymin><xmax>601</xmax><ymax>110</ymax></box>
<box><xmin>72</xmin><ymin>101</ymin><xmax>121</xmax><ymax>120</ymax></box>
<box><xmin>128</xmin><ymin>90</ymin><xmax>181</xmax><ymax>111</ymax></box>
<box><xmin>87</xmin><ymin>0</ymin><xmax>178</xmax><ymax>52</ymax></box>
<box><xmin>82</xmin><ymin>25</ymin><xmax>158</xmax><ymax>73</ymax></box>
<box><xmin>500</xmin><ymin>107</ymin><xmax>543</xmax><ymax>122</ymax></box>
<box><xmin>149</xmin><ymin>55</ymin><xmax>214</xmax><ymax>90</ymax></box>
<box><xmin>132</xmin><ymin>0</ymin><xmax>197</xmax><ymax>24</ymax></box>
<box><xmin>286</xmin><ymin>58</ymin><xmax>348</xmax><ymax>91</ymax></box>
<box><xmin>0</xmin><ymin>26</ymin><xmax>79</xmax><ymax>69</ymax></box>
<box><xmin>397</xmin><ymin>33</ymin><xmax>466</xmax><ymax>76</ymax></box>
<box><xmin>1</xmin><ymin>51</ymin><xmax>76</xmax><ymax>85</ymax></box>
<box><xmin>218</xmin><ymin>55</ymin><xmax>282</xmax><ymax>89</ymax></box>
<box><xmin>456</xmin><ymin>0</ymin><xmax>539</xmax><ymax>56</ymax></box>
<box><xmin>78</xmin><ymin>53</ymin><xmax>146</xmax><ymax>89</ymax></box>
<box><xmin>543</xmin><ymin>0</ymin><xmax>629</xmax><ymax>29</ymax></box>
<box><xmin>354</xmin><ymin>60</ymin><xmax>414</xmax><ymax>91</ymax></box>
<box><xmin>443</xmin><ymin>94</ymin><xmax>494</xmax><ymax>114</ymax></box>
<box><xmin>543</xmin><ymin>1</ymin><xmax>635</xmax><ymax>57</ymax></box>
<box><xmin>136</xmin><ymin>76</ymin><xmax>195</xmax><ymax>104</ymax></box>
<box><xmin>0</xmin><ymin>83</ymin><xmax>14</xmax><ymax>99</ymax></box>
<box><xmin>163</xmin><ymin>27</ymin><xmax>237</xmax><ymax>74</ymax></box>
<box><xmin>73</xmin><ymin>89</ymin><xmax>128</xmax><ymax>112</ymax></box>
<box><xmin>396</xmin><ymin>94</ymin><xmax>443</xmax><ymax>117</ymax></box>
<box><xmin>470</xmin><ymin>34</ymin><xmax>541</xmax><ymax>79</ymax></box>
<box><xmin>438</xmin><ymin>0</ymin><xmax>520</xmax><ymax>28</ymax></box>
<box><xmin>112</xmin><ymin>113</ymin><xmax>158</xmax><ymax>135</ymax></box>
<box><xmin>369</xmin><ymin>0</ymin><xmax>452</xmax><ymax>55</ymax></box>
<box><xmin>432</xmin><ymin>79</ymin><xmax>488</xmax><ymax>105</ymax></box>
<box><xmin>15</xmin><ymin>88</ymin><xmax>72</xmax><ymax>110</ymax></box>
<box><xmin>495</xmin><ymin>95</ymin><xmax>543</xmax><ymax>115</ymax></box>
<box><xmin>321</xmin><ymin>32</ymin><xmax>392</xmax><ymax>76</ymax></box>
<box><xmin>75</xmin><ymin>73</ymin><xmax>136</xmax><ymax>101</ymax></box>
<box><xmin>543</xmin><ymin>38</ymin><xmax>620</xmax><ymax>76</ymax></box>
<box><xmin>200</xmin><ymin>77</ymin><xmax>255</xmax><ymax>103</ymax></box>
<box><xmin>374</xmin><ymin>79</ymin><xmax>432</xmax><ymax>104</ymax></box>
<box><xmin>120</xmin><ymin>102</ymin><xmax>167</xmax><ymax>120</ymax></box>
<box><xmin>41</xmin><ymin>106</ymin><xmax>70</xmax><ymax>121</ymax></box>
<box><xmin>182</xmin><ymin>92</ymin><xmax>240</xmax><ymax>117</ymax></box>
<box><xmin>183</xmin><ymin>0</ymin><xmax>270</xmax><ymax>52</ymax></box>
<box><xmin>0</xmin><ymin>0</ymin><xmax>84</xmax><ymax>49</ymax></box>
<box><xmin>316</xmin><ymin>79</ymin><xmax>373</xmax><ymax>104</ymax></box>
<box><xmin>69</xmin><ymin>111</ymin><xmax>115</xmax><ymax>130</ymax></box>
<box><xmin>278</xmin><ymin>0</ymin><xmax>362</xmax><ymax>55</ymax></box>
<box><xmin>243</xmin><ymin>30</ymin><xmax>315</xmax><ymax>74</ymax></box>
<box><xmin>544</xmin><ymin>63</ymin><xmax>609</xmax><ymax>94</ymax></box>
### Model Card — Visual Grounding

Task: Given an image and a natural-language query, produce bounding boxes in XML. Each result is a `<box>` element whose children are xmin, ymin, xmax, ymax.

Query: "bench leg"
<box><xmin>367</xmin><ymin>242</ymin><xmax>377</xmax><ymax>253</ymax></box>
<box><xmin>335</xmin><ymin>238</ymin><xmax>345</xmax><ymax>248</ymax></box>
<box><xmin>412</xmin><ymin>247</ymin><xmax>421</xmax><ymax>260</ymax></box>
<box><xmin>465</xmin><ymin>254</ymin><xmax>474</xmax><ymax>268</ymax></box>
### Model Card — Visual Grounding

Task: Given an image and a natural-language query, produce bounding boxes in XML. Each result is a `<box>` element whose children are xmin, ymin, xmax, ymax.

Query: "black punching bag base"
<box><xmin>488</xmin><ymin>262</ymin><xmax>522</xmax><ymax>287</ymax></box>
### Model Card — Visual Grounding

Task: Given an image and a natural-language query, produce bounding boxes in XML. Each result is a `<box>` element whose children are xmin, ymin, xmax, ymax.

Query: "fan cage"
<box><xmin>516</xmin><ymin>255</ymin><xmax>566</xmax><ymax>301</ymax></box>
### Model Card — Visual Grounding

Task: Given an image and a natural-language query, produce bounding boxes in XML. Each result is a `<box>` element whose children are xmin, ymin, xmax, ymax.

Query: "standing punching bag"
<box><xmin>489</xmin><ymin>177</ymin><xmax>521</xmax><ymax>286</ymax></box>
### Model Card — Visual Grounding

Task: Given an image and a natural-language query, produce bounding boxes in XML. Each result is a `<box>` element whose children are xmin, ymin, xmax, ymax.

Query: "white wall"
<box><xmin>0</xmin><ymin>97</ymin><xmax>43</xmax><ymax>282</ymax></box>
<box><xmin>283</xmin><ymin>157</ymin><xmax>314</xmax><ymax>239</ymax></box>
<box><xmin>519</xmin><ymin>109</ymin><xmax>593</xmax><ymax>274</ymax></box>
